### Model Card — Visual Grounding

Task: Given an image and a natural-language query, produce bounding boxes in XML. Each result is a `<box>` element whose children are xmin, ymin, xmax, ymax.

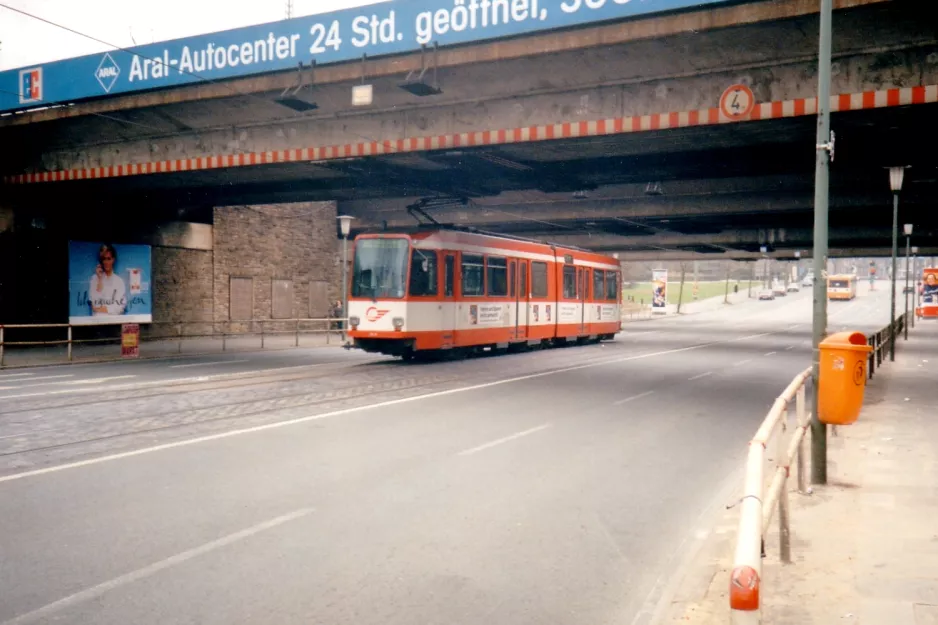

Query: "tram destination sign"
<box><xmin>1</xmin><ymin>0</ymin><xmax>731</xmax><ymax>114</ymax></box>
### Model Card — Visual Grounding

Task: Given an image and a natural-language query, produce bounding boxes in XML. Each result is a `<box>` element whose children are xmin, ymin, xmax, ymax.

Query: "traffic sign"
<box><xmin>720</xmin><ymin>84</ymin><xmax>755</xmax><ymax>120</ymax></box>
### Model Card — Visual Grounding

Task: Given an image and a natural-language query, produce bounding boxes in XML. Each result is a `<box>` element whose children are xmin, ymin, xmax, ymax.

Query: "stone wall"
<box><xmin>149</xmin><ymin>247</ymin><xmax>214</xmax><ymax>337</ymax></box>
<box><xmin>213</xmin><ymin>201</ymin><xmax>338</xmax><ymax>332</ymax></box>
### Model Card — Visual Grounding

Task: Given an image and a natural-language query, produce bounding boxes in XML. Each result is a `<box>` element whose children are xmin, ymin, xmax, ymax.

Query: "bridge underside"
<box><xmin>5</xmin><ymin>101</ymin><xmax>938</xmax><ymax>260</ymax></box>
<box><xmin>2</xmin><ymin>0</ymin><xmax>936</xmax><ymax>260</ymax></box>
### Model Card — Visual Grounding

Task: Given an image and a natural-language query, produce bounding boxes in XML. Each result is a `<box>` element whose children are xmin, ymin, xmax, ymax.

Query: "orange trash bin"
<box><xmin>818</xmin><ymin>331</ymin><xmax>874</xmax><ymax>425</ymax></box>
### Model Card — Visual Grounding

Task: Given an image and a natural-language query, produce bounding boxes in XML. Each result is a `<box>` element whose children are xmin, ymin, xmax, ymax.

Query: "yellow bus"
<box><xmin>827</xmin><ymin>274</ymin><xmax>858</xmax><ymax>300</ymax></box>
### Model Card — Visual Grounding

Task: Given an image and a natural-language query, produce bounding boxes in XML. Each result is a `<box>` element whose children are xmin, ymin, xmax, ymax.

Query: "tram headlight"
<box><xmin>392</xmin><ymin>317</ymin><xmax>405</xmax><ymax>330</ymax></box>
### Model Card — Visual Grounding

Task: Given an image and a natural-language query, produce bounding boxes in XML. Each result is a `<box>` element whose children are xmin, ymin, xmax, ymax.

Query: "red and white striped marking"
<box><xmin>5</xmin><ymin>84</ymin><xmax>937</xmax><ymax>185</ymax></box>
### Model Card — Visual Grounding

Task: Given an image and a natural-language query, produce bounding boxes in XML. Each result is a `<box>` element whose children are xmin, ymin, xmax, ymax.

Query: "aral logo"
<box><xmin>95</xmin><ymin>53</ymin><xmax>120</xmax><ymax>93</ymax></box>
<box><xmin>365</xmin><ymin>307</ymin><xmax>389</xmax><ymax>322</ymax></box>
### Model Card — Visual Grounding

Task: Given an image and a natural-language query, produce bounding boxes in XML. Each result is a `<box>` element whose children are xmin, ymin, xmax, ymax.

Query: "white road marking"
<box><xmin>732</xmin><ymin>359</ymin><xmax>753</xmax><ymax>367</ymax></box>
<box><xmin>169</xmin><ymin>359</ymin><xmax>250</xmax><ymax>369</ymax></box>
<box><xmin>0</xmin><ymin>372</ymin><xmax>34</xmax><ymax>380</ymax></box>
<box><xmin>0</xmin><ymin>362</ymin><xmax>347</xmax><ymax>401</ymax></box>
<box><xmin>687</xmin><ymin>371</ymin><xmax>713</xmax><ymax>381</ymax></box>
<box><xmin>65</xmin><ymin>375</ymin><xmax>137</xmax><ymax>385</ymax></box>
<box><xmin>0</xmin><ymin>375</ymin><xmax>77</xmax><ymax>390</ymax></box>
<box><xmin>765</xmin><ymin>351</ymin><xmax>777</xmax><ymax>356</ymax></box>
<box><xmin>785</xmin><ymin>346</ymin><xmax>795</xmax><ymax>351</ymax></box>
<box><xmin>614</xmin><ymin>390</ymin><xmax>655</xmax><ymax>405</ymax></box>
<box><xmin>0</xmin><ymin>330</ymin><xmax>792</xmax><ymax>483</ymax></box>
<box><xmin>0</xmin><ymin>507</ymin><xmax>315</xmax><ymax>625</ymax></box>
<box><xmin>457</xmin><ymin>424</ymin><xmax>551</xmax><ymax>456</ymax></box>
<box><xmin>0</xmin><ymin>374</ymin><xmax>73</xmax><ymax>383</ymax></box>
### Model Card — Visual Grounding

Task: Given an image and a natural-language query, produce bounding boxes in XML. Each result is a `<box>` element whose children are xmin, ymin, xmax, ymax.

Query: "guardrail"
<box><xmin>621</xmin><ymin>304</ymin><xmax>652</xmax><ymax>322</ymax></box>
<box><xmin>0</xmin><ymin>318</ymin><xmax>347</xmax><ymax>367</ymax></box>
<box><xmin>729</xmin><ymin>314</ymin><xmax>910</xmax><ymax>623</ymax></box>
<box><xmin>729</xmin><ymin>367</ymin><xmax>812</xmax><ymax>623</ymax></box>
<box><xmin>867</xmin><ymin>312</ymin><xmax>907</xmax><ymax>379</ymax></box>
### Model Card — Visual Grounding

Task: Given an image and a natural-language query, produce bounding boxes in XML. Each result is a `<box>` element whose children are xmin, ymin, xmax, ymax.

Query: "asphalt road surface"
<box><xmin>0</xmin><ymin>284</ymin><xmax>899</xmax><ymax>625</ymax></box>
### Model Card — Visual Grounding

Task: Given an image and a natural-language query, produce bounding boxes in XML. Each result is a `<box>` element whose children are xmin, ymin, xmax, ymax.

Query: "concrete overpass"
<box><xmin>1</xmin><ymin>0</ymin><xmax>937</xmax><ymax>326</ymax></box>
<box><xmin>2</xmin><ymin>0</ymin><xmax>937</xmax><ymax>260</ymax></box>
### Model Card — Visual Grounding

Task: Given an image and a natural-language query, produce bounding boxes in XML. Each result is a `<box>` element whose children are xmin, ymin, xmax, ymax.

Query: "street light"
<box><xmin>912</xmin><ymin>245</ymin><xmax>920</xmax><ymax>321</ymax></box>
<box><xmin>904</xmin><ymin>224</ymin><xmax>913</xmax><ymax>337</ymax></box>
<box><xmin>887</xmin><ymin>166</ymin><xmax>908</xmax><ymax>362</ymax></box>
<box><xmin>337</xmin><ymin>215</ymin><xmax>354</xmax><ymax>340</ymax></box>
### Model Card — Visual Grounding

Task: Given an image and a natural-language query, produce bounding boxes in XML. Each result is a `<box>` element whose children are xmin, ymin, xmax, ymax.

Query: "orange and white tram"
<box><xmin>347</xmin><ymin>227</ymin><xmax>622</xmax><ymax>359</ymax></box>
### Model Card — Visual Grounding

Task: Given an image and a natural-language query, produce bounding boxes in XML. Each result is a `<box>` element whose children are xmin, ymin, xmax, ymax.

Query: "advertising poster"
<box><xmin>121</xmin><ymin>324</ymin><xmax>141</xmax><ymax>358</ymax></box>
<box><xmin>652</xmin><ymin>269</ymin><xmax>668</xmax><ymax>312</ymax></box>
<box><xmin>922</xmin><ymin>268</ymin><xmax>938</xmax><ymax>305</ymax></box>
<box><xmin>69</xmin><ymin>241</ymin><xmax>152</xmax><ymax>325</ymax></box>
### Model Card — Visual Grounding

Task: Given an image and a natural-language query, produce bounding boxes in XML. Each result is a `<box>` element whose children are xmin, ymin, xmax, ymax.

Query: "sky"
<box><xmin>0</xmin><ymin>0</ymin><xmax>386</xmax><ymax>70</ymax></box>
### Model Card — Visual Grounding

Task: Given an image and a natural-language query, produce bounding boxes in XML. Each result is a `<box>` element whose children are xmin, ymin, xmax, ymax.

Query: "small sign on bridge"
<box><xmin>719</xmin><ymin>84</ymin><xmax>755</xmax><ymax>120</ymax></box>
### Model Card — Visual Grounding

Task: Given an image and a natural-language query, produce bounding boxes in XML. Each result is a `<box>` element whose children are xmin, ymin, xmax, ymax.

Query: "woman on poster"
<box><xmin>89</xmin><ymin>243</ymin><xmax>127</xmax><ymax>316</ymax></box>
<box><xmin>922</xmin><ymin>272</ymin><xmax>938</xmax><ymax>304</ymax></box>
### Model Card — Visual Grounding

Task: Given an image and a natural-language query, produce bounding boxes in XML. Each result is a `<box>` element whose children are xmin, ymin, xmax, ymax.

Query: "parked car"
<box><xmin>772</xmin><ymin>283</ymin><xmax>787</xmax><ymax>296</ymax></box>
<box><xmin>801</xmin><ymin>276</ymin><xmax>814</xmax><ymax>287</ymax></box>
<box><xmin>758</xmin><ymin>288</ymin><xmax>776</xmax><ymax>301</ymax></box>
<box><xmin>787</xmin><ymin>283</ymin><xmax>800</xmax><ymax>293</ymax></box>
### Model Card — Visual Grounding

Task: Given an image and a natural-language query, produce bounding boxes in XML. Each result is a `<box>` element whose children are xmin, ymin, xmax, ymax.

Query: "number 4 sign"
<box><xmin>719</xmin><ymin>84</ymin><xmax>755</xmax><ymax>120</ymax></box>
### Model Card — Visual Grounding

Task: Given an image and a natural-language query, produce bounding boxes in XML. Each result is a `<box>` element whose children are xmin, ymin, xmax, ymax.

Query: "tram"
<box><xmin>827</xmin><ymin>274</ymin><xmax>858</xmax><ymax>301</ymax></box>
<box><xmin>346</xmin><ymin>227</ymin><xmax>622</xmax><ymax>359</ymax></box>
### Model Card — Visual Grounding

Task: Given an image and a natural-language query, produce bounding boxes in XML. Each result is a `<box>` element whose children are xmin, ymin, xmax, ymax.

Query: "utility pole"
<box><xmin>811</xmin><ymin>0</ymin><xmax>833</xmax><ymax>485</ymax></box>
<box><xmin>285</xmin><ymin>0</ymin><xmax>294</xmax><ymax>19</ymax></box>
<box><xmin>724</xmin><ymin>262</ymin><xmax>731</xmax><ymax>304</ymax></box>
<box><xmin>676</xmin><ymin>262</ymin><xmax>687</xmax><ymax>314</ymax></box>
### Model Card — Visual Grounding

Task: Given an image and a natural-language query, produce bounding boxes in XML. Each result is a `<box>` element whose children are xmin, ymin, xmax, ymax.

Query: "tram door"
<box><xmin>442</xmin><ymin>254</ymin><xmax>457</xmax><ymax>348</ymax></box>
<box><xmin>578</xmin><ymin>267</ymin><xmax>588</xmax><ymax>334</ymax></box>
<box><xmin>515</xmin><ymin>260</ymin><xmax>530</xmax><ymax>340</ymax></box>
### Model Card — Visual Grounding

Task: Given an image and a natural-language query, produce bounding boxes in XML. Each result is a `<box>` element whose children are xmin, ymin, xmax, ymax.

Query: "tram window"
<box><xmin>521</xmin><ymin>263</ymin><xmax>528</xmax><ymax>298</ymax></box>
<box><xmin>605</xmin><ymin>271</ymin><xmax>619</xmax><ymax>300</ymax></box>
<box><xmin>444</xmin><ymin>255</ymin><xmax>455</xmax><ymax>297</ymax></box>
<box><xmin>531</xmin><ymin>262</ymin><xmax>548</xmax><ymax>297</ymax></box>
<box><xmin>593</xmin><ymin>269</ymin><xmax>605</xmax><ymax>300</ymax></box>
<box><xmin>462</xmin><ymin>254</ymin><xmax>485</xmax><ymax>296</ymax></box>
<box><xmin>487</xmin><ymin>256</ymin><xmax>508</xmax><ymax>297</ymax></box>
<box><xmin>409</xmin><ymin>249</ymin><xmax>438</xmax><ymax>296</ymax></box>
<box><xmin>563</xmin><ymin>266</ymin><xmax>577</xmax><ymax>299</ymax></box>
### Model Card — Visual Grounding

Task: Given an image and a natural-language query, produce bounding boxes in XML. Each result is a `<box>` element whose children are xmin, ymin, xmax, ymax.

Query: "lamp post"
<box><xmin>337</xmin><ymin>215</ymin><xmax>354</xmax><ymax>340</ymax></box>
<box><xmin>904</xmin><ymin>224</ymin><xmax>912</xmax><ymax>338</ymax></box>
<box><xmin>887</xmin><ymin>167</ymin><xmax>907</xmax><ymax>362</ymax></box>
<box><xmin>810</xmin><ymin>0</ymin><xmax>833</xmax><ymax>485</ymax></box>
<box><xmin>912</xmin><ymin>245</ymin><xmax>920</xmax><ymax>322</ymax></box>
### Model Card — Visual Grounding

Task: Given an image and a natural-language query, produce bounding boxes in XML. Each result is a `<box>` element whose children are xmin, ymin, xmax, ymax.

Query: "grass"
<box><xmin>622</xmin><ymin>280</ymin><xmax>761</xmax><ymax>306</ymax></box>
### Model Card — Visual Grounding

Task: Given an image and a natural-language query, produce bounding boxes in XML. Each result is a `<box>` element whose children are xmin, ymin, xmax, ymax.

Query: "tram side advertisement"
<box><xmin>68</xmin><ymin>241</ymin><xmax>153</xmax><ymax>326</ymax></box>
<box><xmin>652</xmin><ymin>269</ymin><xmax>668</xmax><ymax>314</ymax></box>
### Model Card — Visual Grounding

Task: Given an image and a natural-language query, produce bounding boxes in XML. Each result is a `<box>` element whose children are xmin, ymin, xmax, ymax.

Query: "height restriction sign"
<box><xmin>720</xmin><ymin>84</ymin><xmax>755</xmax><ymax>120</ymax></box>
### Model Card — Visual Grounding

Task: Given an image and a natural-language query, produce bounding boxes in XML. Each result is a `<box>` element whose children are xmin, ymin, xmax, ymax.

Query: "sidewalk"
<box><xmin>663</xmin><ymin>320</ymin><xmax>938</xmax><ymax>624</ymax></box>
<box><xmin>0</xmin><ymin>332</ymin><xmax>345</xmax><ymax>368</ymax></box>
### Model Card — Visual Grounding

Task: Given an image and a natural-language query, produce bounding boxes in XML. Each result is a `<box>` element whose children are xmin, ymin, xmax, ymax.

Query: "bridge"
<box><xmin>1</xmin><ymin>0</ymin><xmax>936</xmax><ymax>324</ymax></box>
<box><xmin>3</xmin><ymin>1</ymin><xmax>937</xmax><ymax>265</ymax></box>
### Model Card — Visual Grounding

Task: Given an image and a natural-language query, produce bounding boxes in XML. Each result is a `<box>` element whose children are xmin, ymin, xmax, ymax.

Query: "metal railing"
<box><xmin>621</xmin><ymin>304</ymin><xmax>652</xmax><ymax>322</ymax></box>
<box><xmin>729</xmin><ymin>314</ymin><xmax>910</xmax><ymax>623</ymax></box>
<box><xmin>0</xmin><ymin>318</ymin><xmax>348</xmax><ymax>367</ymax></box>
<box><xmin>729</xmin><ymin>367</ymin><xmax>812</xmax><ymax>623</ymax></box>
<box><xmin>867</xmin><ymin>312</ymin><xmax>908</xmax><ymax>380</ymax></box>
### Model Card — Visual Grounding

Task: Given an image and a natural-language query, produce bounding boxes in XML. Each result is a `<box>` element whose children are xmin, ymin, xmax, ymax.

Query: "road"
<box><xmin>0</xmin><ymin>284</ymin><xmax>897</xmax><ymax>625</ymax></box>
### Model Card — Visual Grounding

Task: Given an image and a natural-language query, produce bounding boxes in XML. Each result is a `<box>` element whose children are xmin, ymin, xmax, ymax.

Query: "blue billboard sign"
<box><xmin>0</xmin><ymin>0</ymin><xmax>728</xmax><ymax>114</ymax></box>
<box><xmin>68</xmin><ymin>241</ymin><xmax>153</xmax><ymax>326</ymax></box>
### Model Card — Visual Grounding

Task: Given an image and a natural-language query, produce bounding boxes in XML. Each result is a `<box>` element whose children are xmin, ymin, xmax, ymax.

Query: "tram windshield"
<box><xmin>352</xmin><ymin>238</ymin><xmax>409</xmax><ymax>299</ymax></box>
